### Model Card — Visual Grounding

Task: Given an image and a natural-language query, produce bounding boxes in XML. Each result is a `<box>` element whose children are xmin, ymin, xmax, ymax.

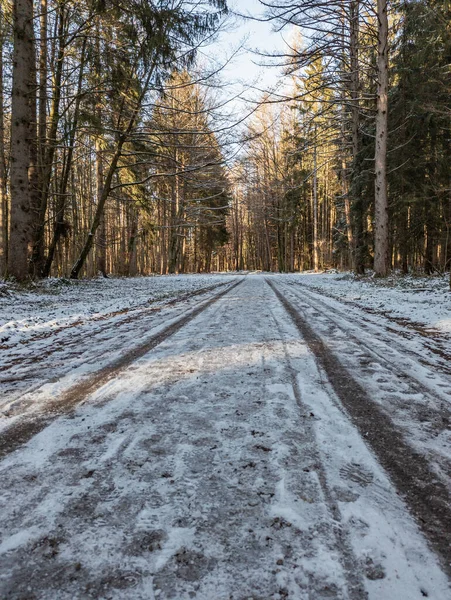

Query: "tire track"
<box><xmin>285</xmin><ymin>280</ymin><xmax>451</xmax><ymax>376</ymax></box>
<box><xmin>275</xmin><ymin>278</ymin><xmax>451</xmax><ymax>485</ymax></box>
<box><xmin>267</xmin><ymin>277</ymin><xmax>451</xmax><ymax>580</ymax></box>
<box><xmin>0</xmin><ymin>279</ymin><xmax>244</xmax><ymax>460</ymax></box>
<box><xmin>0</xmin><ymin>283</ymin><xmax>237</xmax><ymax>408</ymax></box>
<box><xmin>267</xmin><ymin>297</ymin><xmax>367</xmax><ymax>600</ymax></box>
<box><xmin>279</xmin><ymin>279</ymin><xmax>451</xmax><ymax>408</ymax></box>
<box><xmin>0</xmin><ymin>281</ymin><xmax>232</xmax><ymax>376</ymax></box>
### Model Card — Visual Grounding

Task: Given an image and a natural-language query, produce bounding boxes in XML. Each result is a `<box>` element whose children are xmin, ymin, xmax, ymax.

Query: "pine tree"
<box><xmin>8</xmin><ymin>0</ymin><xmax>39</xmax><ymax>281</ymax></box>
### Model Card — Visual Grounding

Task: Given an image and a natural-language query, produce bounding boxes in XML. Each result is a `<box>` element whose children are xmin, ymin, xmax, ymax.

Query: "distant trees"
<box><xmin>388</xmin><ymin>0</ymin><xmax>451</xmax><ymax>283</ymax></box>
<box><xmin>148</xmin><ymin>71</ymin><xmax>229</xmax><ymax>273</ymax></box>
<box><xmin>227</xmin><ymin>0</ymin><xmax>451</xmax><ymax>278</ymax></box>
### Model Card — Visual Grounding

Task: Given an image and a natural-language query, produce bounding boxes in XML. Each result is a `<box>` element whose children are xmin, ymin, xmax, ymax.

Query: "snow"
<box><xmin>0</xmin><ymin>273</ymin><xmax>450</xmax><ymax>599</ymax></box>
<box><xmin>274</xmin><ymin>273</ymin><xmax>451</xmax><ymax>490</ymax></box>
<box><xmin>0</xmin><ymin>274</ymin><xmax>237</xmax><ymax>348</ymax></box>
<box><xmin>0</xmin><ymin>274</ymin><xmax>238</xmax><ymax>425</ymax></box>
<box><xmin>287</xmin><ymin>338</ymin><xmax>447</xmax><ymax>599</ymax></box>
<box><xmin>283</xmin><ymin>271</ymin><xmax>451</xmax><ymax>334</ymax></box>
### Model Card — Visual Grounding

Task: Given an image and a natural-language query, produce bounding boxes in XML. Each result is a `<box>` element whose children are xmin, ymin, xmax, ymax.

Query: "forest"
<box><xmin>0</xmin><ymin>0</ymin><xmax>450</xmax><ymax>283</ymax></box>
<box><xmin>2</xmin><ymin>2</ymin><xmax>451</xmax><ymax>597</ymax></box>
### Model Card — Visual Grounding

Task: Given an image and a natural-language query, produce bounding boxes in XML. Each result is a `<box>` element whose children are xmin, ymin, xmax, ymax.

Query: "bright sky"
<box><xmin>199</xmin><ymin>0</ymin><xmax>293</xmax><ymax>120</ymax></box>
<box><xmin>223</xmin><ymin>0</ymin><xmax>290</xmax><ymax>90</ymax></box>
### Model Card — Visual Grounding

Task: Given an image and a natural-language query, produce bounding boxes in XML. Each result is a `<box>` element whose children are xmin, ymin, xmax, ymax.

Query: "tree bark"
<box><xmin>8</xmin><ymin>0</ymin><xmax>39</xmax><ymax>281</ymax></box>
<box><xmin>126</xmin><ymin>210</ymin><xmax>138</xmax><ymax>276</ymax></box>
<box><xmin>38</xmin><ymin>0</ymin><xmax>47</xmax><ymax>178</ymax></box>
<box><xmin>30</xmin><ymin>3</ymin><xmax>65</xmax><ymax>276</ymax></box>
<box><xmin>313</xmin><ymin>125</ymin><xmax>319</xmax><ymax>271</ymax></box>
<box><xmin>0</xmin><ymin>19</ymin><xmax>8</xmax><ymax>276</ymax></box>
<box><xmin>349</xmin><ymin>0</ymin><xmax>366</xmax><ymax>275</ymax></box>
<box><xmin>95</xmin><ymin>140</ymin><xmax>107</xmax><ymax>276</ymax></box>
<box><xmin>374</xmin><ymin>0</ymin><xmax>389</xmax><ymax>276</ymax></box>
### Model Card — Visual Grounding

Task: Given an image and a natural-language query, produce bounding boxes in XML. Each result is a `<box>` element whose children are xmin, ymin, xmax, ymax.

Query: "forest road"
<box><xmin>0</xmin><ymin>275</ymin><xmax>450</xmax><ymax>600</ymax></box>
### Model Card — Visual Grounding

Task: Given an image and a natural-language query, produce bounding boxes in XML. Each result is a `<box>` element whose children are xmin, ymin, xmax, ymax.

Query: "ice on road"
<box><xmin>0</xmin><ymin>275</ymin><xmax>450</xmax><ymax>599</ymax></box>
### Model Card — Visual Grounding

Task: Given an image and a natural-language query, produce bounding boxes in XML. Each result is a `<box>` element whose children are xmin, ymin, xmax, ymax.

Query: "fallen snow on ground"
<box><xmin>1</xmin><ymin>276</ymin><xmax>449</xmax><ymax>599</ymax></box>
<box><xmin>283</xmin><ymin>271</ymin><xmax>451</xmax><ymax>334</ymax></box>
<box><xmin>0</xmin><ymin>274</ymin><xmax>236</xmax><ymax>348</ymax></box>
<box><xmin>0</xmin><ymin>274</ymin><xmax>238</xmax><ymax>425</ymax></box>
<box><xmin>275</xmin><ymin>274</ymin><xmax>451</xmax><ymax>487</ymax></box>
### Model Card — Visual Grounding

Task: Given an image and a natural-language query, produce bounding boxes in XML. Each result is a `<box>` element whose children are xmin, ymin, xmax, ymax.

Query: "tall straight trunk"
<box><xmin>313</xmin><ymin>127</ymin><xmax>319</xmax><ymax>272</ymax></box>
<box><xmin>169</xmin><ymin>148</ymin><xmax>183</xmax><ymax>274</ymax></box>
<box><xmin>342</xmin><ymin>153</ymin><xmax>353</xmax><ymax>263</ymax></box>
<box><xmin>8</xmin><ymin>0</ymin><xmax>39</xmax><ymax>281</ymax></box>
<box><xmin>339</xmin><ymin>0</ymin><xmax>353</xmax><ymax>269</ymax></box>
<box><xmin>400</xmin><ymin>204</ymin><xmax>409</xmax><ymax>274</ymax></box>
<box><xmin>168</xmin><ymin>173</ymin><xmax>179</xmax><ymax>273</ymax></box>
<box><xmin>161</xmin><ymin>197</ymin><xmax>167</xmax><ymax>273</ymax></box>
<box><xmin>95</xmin><ymin>140</ymin><xmax>107</xmax><ymax>276</ymax></box>
<box><xmin>374</xmin><ymin>0</ymin><xmax>389</xmax><ymax>276</ymax></box>
<box><xmin>126</xmin><ymin>210</ymin><xmax>138</xmax><ymax>276</ymax></box>
<box><xmin>30</xmin><ymin>4</ymin><xmax>65</xmax><ymax>276</ymax></box>
<box><xmin>38</xmin><ymin>0</ymin><xmax>47</xmax><ymax>175</ymax></box>
<box><xmin>339</xmin><ymin>10</ymin><xmax>353</xmax><ymax>269</ymax></box>
<box><xmin>94</xmin><ymin>19</ymin><xmax>107</xmax><ymax>277</ymax></box>
<box><xmin>350</xmin><ymin>0</ymin><xmax>366</xmax><ymax>275</ymax></box>
<box><xmin>0</xmin><ymin>22</ymin><xmax>8</xmax><ymax>276</ymax></box>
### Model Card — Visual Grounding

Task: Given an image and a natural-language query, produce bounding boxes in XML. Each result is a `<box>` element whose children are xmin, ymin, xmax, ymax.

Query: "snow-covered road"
<box><xmin>1</xmin><ymin>275</ymin><xmax>450</xmax><ymax>599</ymax></box>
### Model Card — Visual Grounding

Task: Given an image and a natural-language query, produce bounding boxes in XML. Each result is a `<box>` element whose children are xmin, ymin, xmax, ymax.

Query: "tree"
<box><xmin>8</xmin><ymin>0</ymin><xmax>39</xmax><ymax>281</ymax></box>
<box><xmin>373</xmin><ymin>0</ymin><xmax>389</xmax><ymax>276</ymax></box>
<box><xmin>151</xmin><ymin>71</ymin><xmax>230</xmax><ymax>274</ymax></box>
<box><xmin>0</xmin><ymin>1</ymin><xmax>10</xmax><ymax>276</ymax></box>
<box><xmin>70</xmin><ymin>0</ymin><xmax>228</xmax><ymax>279</ymax></box>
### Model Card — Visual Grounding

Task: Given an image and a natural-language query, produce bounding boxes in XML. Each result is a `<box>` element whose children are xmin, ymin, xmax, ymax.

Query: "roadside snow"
<box><xmin>283</xmin><ymin>272</ymin><xmax>451</xmax><ymax>334</ymax></box>
<box><xmin>0</xmin><ymin>274</ymin><xmax>236</xmax><ymax>348</ymax></box>
<box><xmin>0</xmin><ymin>274</ymin><xmax>238</xmax><ymax>425</ymax></box>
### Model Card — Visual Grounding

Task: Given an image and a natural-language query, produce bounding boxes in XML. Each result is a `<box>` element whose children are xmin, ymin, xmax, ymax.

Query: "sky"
<box><xmin>197</xmin><ymin>0</ymin><xmax>293</xmax><ymax>123</ymax></box>
<box><xmin>220</xmin><ymin>0</ymin><xmax>290</xmax><ymax>91</ymax></box>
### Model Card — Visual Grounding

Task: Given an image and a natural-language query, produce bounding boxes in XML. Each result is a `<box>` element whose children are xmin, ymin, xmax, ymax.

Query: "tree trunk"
<box><xmin>313</xmin><ymin>127</ymin><xmax>319</xmax><ymax>271</ymax></box>
<box><xmin>30</xmin><ymin>4</ymin><xmax>65</xmax><ymax>276</ymax></box>
<box><xmin>96</xmin><ymin>140</ymin><xmax>107</xmax><ymax>276</ymax></box>
<box><xmin>168</xmin><ymin>177</ymin><xmax>179</xmax><ymax>274</ymax></box>
<box><xmin>349</xmin><ymin>0</ymin><xmax>366</xmax><ymax>275</ymax></box>
<box><xmin>38</xmin><ymin>0</ymin><xmax>47</xmax><ymax>179</ymax></box>
<box><xmin>374</xmin><ymin>0</ymin><xmax>389</xmax><ymax>277</ymax></box>
<box><xmin>126</xmin><ymin>211</ymin><xmax>138</xmax><ymax>276</ymax></box>
<box><xmin>0</xmin><ymin>20</ymin><xmax>8</xmax><ymax>276</ymax></box>
<box><xmin>8</xmin><ymin>0</ymin><xmax>39</xmax><ymax>281</ymax></box>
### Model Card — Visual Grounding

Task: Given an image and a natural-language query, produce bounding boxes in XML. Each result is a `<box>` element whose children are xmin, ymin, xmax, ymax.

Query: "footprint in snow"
<box><xmin>339</xmin><ymin>462</ymin><xmax>374</xmax><ymax>487</ymax></box>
